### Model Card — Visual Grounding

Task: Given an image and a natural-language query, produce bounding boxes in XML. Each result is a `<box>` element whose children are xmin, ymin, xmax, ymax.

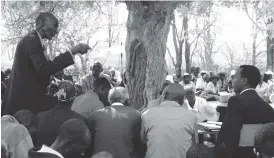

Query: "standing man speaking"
<box><xmin>2</xmin><ymin>12</ymin><xmax>91</xmax><ymax>115</ymax></box>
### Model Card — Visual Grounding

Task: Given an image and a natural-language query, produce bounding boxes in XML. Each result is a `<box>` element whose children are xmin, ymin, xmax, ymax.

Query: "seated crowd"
<box><xmin>1</xmin><ymin>63</ymin><xmax>274</xmax><ymax>158</ymax></box>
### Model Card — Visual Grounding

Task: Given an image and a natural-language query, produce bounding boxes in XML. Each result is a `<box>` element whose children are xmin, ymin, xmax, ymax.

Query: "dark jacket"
<box><xmin>2</xmin><ymin>31</ymin><xmax>74</xmax><ymax>115</ymax></box>
<box><xmin>28</xmin><ymin>147</ymin><xmax>61</xmax><ymax>158</ymax></box>
<box><xmin>35</xmin><ymin>105</ymin><xmax>85</xmax><ymax>147</ymax></box>
<box><xmin>87</xmin><ymin>104</ymin><xmax>143</xmax><ymax>158</ymax></box>
<box><xmin>214</xmin><ymin>89</ymin><xmax>274</xmax><ymax>158</ymax></box>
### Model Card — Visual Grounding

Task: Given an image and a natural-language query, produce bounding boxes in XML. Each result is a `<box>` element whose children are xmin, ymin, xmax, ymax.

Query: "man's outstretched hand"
<box><xmin>70</xmin><ymin>44</ymin><xmax>91</xmax><ymax>55</ymax></box>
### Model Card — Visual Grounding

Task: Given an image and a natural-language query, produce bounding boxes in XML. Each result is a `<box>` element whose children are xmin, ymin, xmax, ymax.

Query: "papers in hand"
<box><xmin>197</xmin><ymin>122</ymin><xmax>222</xmax><ymax>131</ymax></box>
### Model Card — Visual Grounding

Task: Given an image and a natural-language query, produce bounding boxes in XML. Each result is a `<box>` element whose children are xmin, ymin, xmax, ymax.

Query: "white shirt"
<box><xmin>205</xmin><ymin>82</ymin><xmax>219</xmax><ymax>93</ymax></box>
<box><xmin>38</xmin><ymin>145</ymin><xmax>64</xmax><ymax>158</ymax></box>
<box><xmin>183</xmin><ymin>97</ymin><xmax>208</xmax><ymax>122</ymax></box>
<box><xmin>35</xmin><ymin>30</ymin><xmax>44</xmax><ymax>47</ymax></box>
<box><xmin>196</xmin><ymin>78</ymin><xmax>207</xmax><ymax>89</ymax></box>
<box><xmin>256</xmin><ymin>82</ymin><xmax>269</xmax><ymax>98</ymax></box>
<box><xmin>240</xmin><ymin>88</ymin><xmax>255</xmax><ymax>95</ymax></box>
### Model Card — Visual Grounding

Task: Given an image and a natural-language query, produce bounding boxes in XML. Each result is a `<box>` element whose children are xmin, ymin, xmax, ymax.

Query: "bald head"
<box><xmin>35</xmin><ymin>12</ymin><xmax>59</xmax><ymax>40</ymax></box>
<box><xmin>163</xmin><ymin>83</ymin><xmax>185</xmax><ymax>105</ymax></box>
<box><xmin>108</xmin><ymin>87</ymin><xmax>129</xmax><ymax>105</ymax></box>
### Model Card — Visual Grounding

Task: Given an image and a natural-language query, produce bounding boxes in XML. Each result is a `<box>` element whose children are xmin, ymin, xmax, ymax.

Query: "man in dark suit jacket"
<box><xmin>28</xmin><ymin>119</ymin><xmax>91</xmax><ymax>158</ymax></box>
<box><xmin>214</xmin><ymin>65</ymin><xmax>274</xmax><ymax>158</ymax></box>
<box><xmin>87</xmin><ymin>87</ymin><xmax>143</xmax><ymax>158</ymax></box>
<box><xmin>2</xmin><ymin>12</ymin><xmax>90</xmax><ymax>115</ymax></box>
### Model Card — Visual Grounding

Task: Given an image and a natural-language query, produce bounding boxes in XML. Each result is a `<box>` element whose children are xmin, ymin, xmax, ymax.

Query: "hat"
<box><xmin>183</xmin><ymin>73</ymin><xmax>191</xmax><ymax>77</ymax></box>
<box><xmin>200</xmin><ymin>70</ymin><xmax>208</xmax><ymax>74</ymax></box>
<box><xmin>46</xmin><ymin>80</ymin><xmax>77</xmax><ymax>103</ymax></box>
<box><xmin>166</xmin><ymin>75</ymin><xmax>174</xmax><ymax>83</ymax></box>
<box><xmin>265</xmin><ymin>70</ymin><xmax>274</xmax><ymax>75</ymax></box>
<box><xmin>199</xmin><ymin>104</ymin><xmax>219</xmax><ymax>122</ymax></box>
<box><xmin>231</xmin><ymin>70</ymin><xmax>236</xmax><ymax>76</ymax></box>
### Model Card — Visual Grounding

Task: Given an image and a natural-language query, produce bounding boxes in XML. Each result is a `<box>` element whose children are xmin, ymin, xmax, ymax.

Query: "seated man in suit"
<box><xmin>87</xmin><ymin>87</ymin><xmax>143</xmax><ymax>158</ymax></box>
<box><xmin>214</xmin><ymin>65</ymin><xmax>274</xmax><ymax>158</ymax></box>
<box><xmin>28</xmin><ymin>119</ymin><xmax>91</xmax><ymax>158</ymax></box>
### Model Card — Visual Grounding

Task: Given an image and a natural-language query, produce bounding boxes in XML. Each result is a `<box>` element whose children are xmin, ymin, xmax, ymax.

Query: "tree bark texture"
<box><xmin>125</xmin><ymin>1</ymin><xmax>176</xmax><ymax>109</ymax></box>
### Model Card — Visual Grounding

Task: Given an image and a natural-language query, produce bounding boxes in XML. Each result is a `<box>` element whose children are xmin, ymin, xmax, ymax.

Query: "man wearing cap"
<box><xmin>81</xmin><ymin>62</ymin><xmax>111</xmax><ymax>93</ymax></box>
<box><xmin>179</xmin><ymin>73</ymin><xmax>196</xmax><ymax>91</ymax></box>
<box><xmin>196</xmin><ymin>71</ymin><xmax>210</xmax><ymax>92</ymax></box>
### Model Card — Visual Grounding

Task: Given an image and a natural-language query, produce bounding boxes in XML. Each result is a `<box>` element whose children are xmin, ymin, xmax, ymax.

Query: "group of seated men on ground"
<box><xmin>1</xmin><ymin>63</ymin><xmax>274</xmax><ymax>158</ymax></box>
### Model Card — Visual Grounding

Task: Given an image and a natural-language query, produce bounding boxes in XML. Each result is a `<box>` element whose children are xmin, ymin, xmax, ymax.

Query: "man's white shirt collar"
<box><xmin>111</xmin><ymin>102</ymin><xmax>124</xmax><ymax>106</ymax></box>
<box><xmin>35</xmin><ymin>30</ymin><xmax>44</xmax><ymax>47</ymax></box>
<box><xmin>240</xmin><ymin>88</ymin><xmax>255</xmax><ymax>95</ymax></box>
<box><xmin>38</xmin><ymin>145</ymin><xmax>64</xmax><ymax>158</ymax></box>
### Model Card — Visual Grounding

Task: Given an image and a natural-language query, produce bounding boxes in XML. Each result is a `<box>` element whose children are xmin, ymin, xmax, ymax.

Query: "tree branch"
<box><xmin>171</xmin><ymin>15</ymin><xmax>179</xmax><ymax>54</ymax></box>
<box><xmin>243</xmin><ymin>2</ymin><xmax>266</xmax><ymax>32</ymax></box>
<box><xmin>166</xmin><ymin>47</ymin><xmax>176</xmax><ymax>67</ymax></box>
<box><xmin>256</xmin><ymin>50</ymin><xmax>266</xmax><ymax>57</ymax></box>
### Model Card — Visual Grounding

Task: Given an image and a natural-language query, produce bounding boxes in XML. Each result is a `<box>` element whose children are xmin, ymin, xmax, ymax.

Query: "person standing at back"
<box><xmin>71</xmin><ymin>77</ymin><xmax>112</xmax><ymax>118</ymax></box>
<box><xmin>81</xmin><ymin>62</ymin><xmax>111</xmax><ymax>93</ymax></box>
<box><xmin>141</xmin><ymin>83</ymin><xmax>198</xmax><ymax>158</ymax></box>
<box><xmin>214</xmin><ymin>65</ymin><xmax>274</xmax><ymax>158</ymax></box>
<box><xmin>2</xmin><ymin>12</ymin><xmax>91</xmax><ymax>115</ymax></box>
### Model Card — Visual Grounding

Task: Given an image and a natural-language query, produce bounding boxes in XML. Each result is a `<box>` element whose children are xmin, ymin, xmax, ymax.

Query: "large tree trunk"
<box><xmin>125</xmin><ymin>1</ymin><xmax>175</xmax><ymax>109</ymax></box>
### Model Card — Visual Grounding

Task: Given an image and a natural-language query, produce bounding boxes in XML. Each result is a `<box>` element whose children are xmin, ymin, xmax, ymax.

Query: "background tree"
<box><xmin>243</xmin><ymin>1</ymin><xmax>274</xmax><ymax>70</ymax></box>
<box><xmin>125</xmin><ymin>1</ymin><xmax>177</xmax><ymax>109</ymax></box>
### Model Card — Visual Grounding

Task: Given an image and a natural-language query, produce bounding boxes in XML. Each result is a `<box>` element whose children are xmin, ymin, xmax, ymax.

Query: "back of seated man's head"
<box><xmin>93</xmin><ymin>77</ymin><xmax>112</xmax><ymax>96</ymax></box>
<box><xmin>14</xmin><ymin>110</ymin><xmax>35</xmax><ymax>130</ymax></box>
<box><xmin>254</xmin><ymin>123</ymin><xmax>274</xmax><ymax>158</ymax></box>
<box><xmin>108</xmin><ymin>87</ymin><xmax>129</xmax><ymax>105</ymax></box>
<box><xmin>233</xmin><ymin>65</ymin><xmax>261</xmax><ymax>94</ymax></box>
<box><xmin>52</xmin><ymin>119</ymin><xmax>91</xmax><ymax>156</ymax></box>
<box><xmin>163</xmin><ymin>83</ymin><xmax>185</xmax><ymax>105</ymax></box>
<box><xmin>186</xmin><ymin>144</ymin><xmax>213</xmax><ymax>158</ymax></box>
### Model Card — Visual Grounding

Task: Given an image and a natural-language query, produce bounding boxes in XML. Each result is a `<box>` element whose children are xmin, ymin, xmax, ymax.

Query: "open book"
<box><xmin>197</xmin><ymin>122</ymin><xmax>222</xmax><ymax>131</ymax></box>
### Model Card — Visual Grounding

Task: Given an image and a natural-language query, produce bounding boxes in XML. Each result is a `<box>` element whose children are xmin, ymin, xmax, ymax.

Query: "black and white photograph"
<box><xmin>1</xmin><ymin>1</ymin><xmax>274</xmax><ymax>158</ymax></box>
